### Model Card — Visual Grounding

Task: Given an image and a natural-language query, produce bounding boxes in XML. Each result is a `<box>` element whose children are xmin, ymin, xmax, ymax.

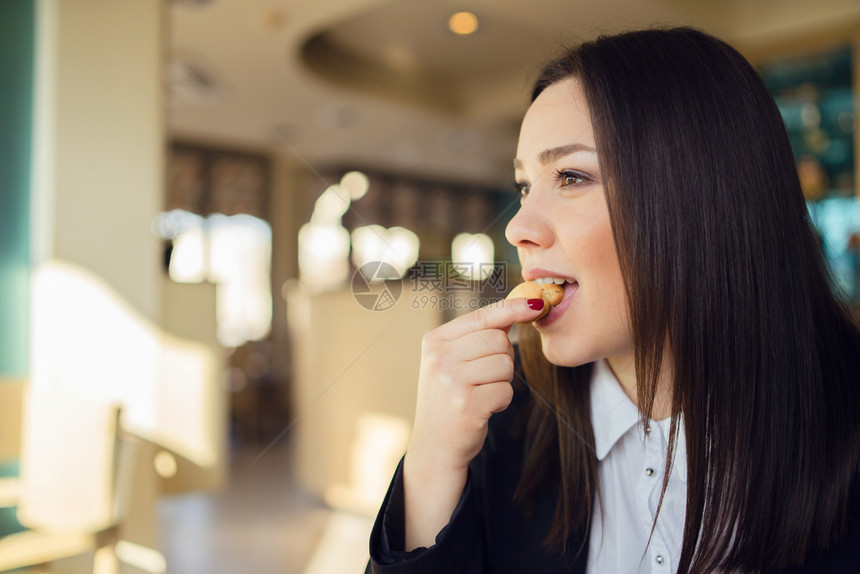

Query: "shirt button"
<box><xmin>655</xmin><ymin>555</ymin><xmax>665</xmax><ymax>565</ymax></box>
<box><xmin>645</xmin><ymin>467</ymin><xmax>655</xmax><ymax>476</ymax></box>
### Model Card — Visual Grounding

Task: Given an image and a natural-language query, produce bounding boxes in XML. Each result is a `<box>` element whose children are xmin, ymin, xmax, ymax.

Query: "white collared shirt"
<box><xmin>586</xmin><ymin>359</ymin><xmax>688</xmax><ymax>574</ymax></box>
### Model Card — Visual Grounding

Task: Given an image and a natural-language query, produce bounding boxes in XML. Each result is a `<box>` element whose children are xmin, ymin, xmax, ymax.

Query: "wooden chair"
<box><xmin>0</xmin><ymin>388</ymin><xmax>144</xmax><ymax>573</ymax></box>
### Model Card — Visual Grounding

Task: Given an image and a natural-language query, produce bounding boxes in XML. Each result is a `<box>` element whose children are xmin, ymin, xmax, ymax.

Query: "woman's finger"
<box><xmin>435</xmin><ymin>297</ymin><xmax>545</xmax><ymax>341</ymax></box>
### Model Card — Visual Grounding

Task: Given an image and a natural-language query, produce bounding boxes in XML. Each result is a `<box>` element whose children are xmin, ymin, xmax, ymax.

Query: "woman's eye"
<box><xmin>555</xmin><ymin>169</ymin><xmax>587</xmax><ymax>187</ymax></box>
<box><xmin>513</xmin><ymin>181</ymin><xmax>530</xmax><ymax>197</ymax></box>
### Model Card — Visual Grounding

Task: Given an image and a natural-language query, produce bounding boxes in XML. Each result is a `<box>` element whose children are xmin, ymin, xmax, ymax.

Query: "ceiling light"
<box><xmin>448</xmin><ymin>11</ymin><xmax>478</xmax><ymax>36</ymax></box>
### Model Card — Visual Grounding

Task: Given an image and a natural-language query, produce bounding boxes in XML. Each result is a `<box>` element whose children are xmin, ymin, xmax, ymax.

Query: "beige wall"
<box><xmin>286</xmin><ymin>284</ymin><xmax>443</xmax><ymax>502</ymax></box>
<box><xmin>158</xmin><ymin>279</ymin><xmax>226</xmax><ymax>494</ymax></box>
<box><xmin>269</xmin><ymin>152</ymin><xmax>317</xmax><ymax>393</ymax></box>
<box><xmin>31</xmin><ymin>0</ymin><xmax>165</xmax><ymax>322</ymax></box>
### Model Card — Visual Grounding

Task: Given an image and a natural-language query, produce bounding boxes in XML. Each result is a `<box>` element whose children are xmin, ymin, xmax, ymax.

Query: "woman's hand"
<box><xmin>402</xmin><ymin>297</ymin><xmax>545</xmax><ymax>550</ymax></box>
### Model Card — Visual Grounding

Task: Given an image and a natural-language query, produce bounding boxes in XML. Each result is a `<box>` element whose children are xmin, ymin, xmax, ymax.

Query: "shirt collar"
<box><xmin>655</xmin><ymin>415</ymin><xmax>688</xmax><ymax>484</ymax></box>
<box><xmin>589</xmin><ymin>359</ymin><xmax>688</xmax><ymax>483</ymax></box>
<box><xmin>590</xmin><ymin>359</ymin><xmax>641</xmax><ymax>461</ymax></box>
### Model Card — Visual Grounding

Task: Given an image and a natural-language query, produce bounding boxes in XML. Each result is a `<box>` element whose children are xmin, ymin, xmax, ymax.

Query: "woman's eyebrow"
<box><xmin>513</xmin><ymin>142</ymin><xmax>596</xmax><ymax>169</ymax></box>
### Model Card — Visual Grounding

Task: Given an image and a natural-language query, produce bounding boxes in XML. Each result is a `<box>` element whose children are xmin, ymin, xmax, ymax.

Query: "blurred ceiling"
<box><xmin>168</xmin><ymin>0</ymin><xmax>860</xmax><ymax>187</ymax></box>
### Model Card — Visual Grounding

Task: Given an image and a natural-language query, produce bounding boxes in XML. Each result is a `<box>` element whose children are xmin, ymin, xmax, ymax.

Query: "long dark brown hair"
<box><xmin>516</xmin><ymin>27</ymin><xmax>860</xmax><ymax>573</ymax></box>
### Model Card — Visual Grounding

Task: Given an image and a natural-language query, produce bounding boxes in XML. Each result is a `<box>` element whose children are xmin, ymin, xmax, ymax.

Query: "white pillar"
<box><xmin>31</xmin><ymin>0</ymin><xmax>165</xmax><ymax>322</ymax></box>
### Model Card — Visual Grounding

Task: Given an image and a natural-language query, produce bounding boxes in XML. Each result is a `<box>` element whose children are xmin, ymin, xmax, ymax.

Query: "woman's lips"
<box><xmin>535</xmin><ymin>281</ymin><xmax>578</xmax><ymax>327</ymax></box>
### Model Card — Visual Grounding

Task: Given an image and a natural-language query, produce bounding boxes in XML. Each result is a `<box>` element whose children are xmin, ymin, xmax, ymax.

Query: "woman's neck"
<box><xmin>606</xmin><ymin>353</ymin><xmax>674</xmax><ymax>421</ymax></box>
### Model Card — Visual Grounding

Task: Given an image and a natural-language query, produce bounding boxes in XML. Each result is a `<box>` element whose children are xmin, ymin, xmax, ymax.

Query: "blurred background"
<box><xmin>0</xmin><ymin>0</ymin><xmax>858</xmax><ymax>572</ymax></box>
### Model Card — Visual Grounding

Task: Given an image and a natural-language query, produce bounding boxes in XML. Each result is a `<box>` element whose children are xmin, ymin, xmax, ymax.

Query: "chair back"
<box><xmin>17</xmin><ymin>388</ymin><xmax>123</xmax><ymax>534</ymax></box>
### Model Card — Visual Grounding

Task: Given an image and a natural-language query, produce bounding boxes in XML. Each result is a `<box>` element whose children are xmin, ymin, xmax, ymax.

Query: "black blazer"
<box><xmin>366</xmin><ymin>367</ymin><xmax>860</xmax><ymax>573</ymax></box>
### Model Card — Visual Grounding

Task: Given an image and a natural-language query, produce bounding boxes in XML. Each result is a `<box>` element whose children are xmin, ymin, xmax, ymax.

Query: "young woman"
<box><xmin>366</xmin><ymin>27</ymin><xmax>860</xmax><ymax>573</ymax></box>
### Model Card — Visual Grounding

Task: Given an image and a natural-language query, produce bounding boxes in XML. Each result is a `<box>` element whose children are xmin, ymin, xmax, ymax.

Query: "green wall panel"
<box><xmin>0</xmin><ymin>0</ymin><xmax>34</xmax><ymax>376</ymax></box>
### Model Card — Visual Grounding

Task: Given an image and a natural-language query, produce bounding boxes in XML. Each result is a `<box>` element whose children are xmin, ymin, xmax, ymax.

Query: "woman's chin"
<box><xmin>539</xmin><ymin>337</ymin><xmax>586</xmax><ymax>368</ymax></box>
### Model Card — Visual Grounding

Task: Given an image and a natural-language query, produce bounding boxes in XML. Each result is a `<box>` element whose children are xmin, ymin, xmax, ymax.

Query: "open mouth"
<box><xmin>530</xmin><ymin>277</ymin><xmax>575</xmax><ymax>286</ymax></box>
<box><xmin>506</xmin><ymin>277</ymin><xmax>578</xmax><ymax>323</ymax></box>
<box><xmin>535</xmin><ymin>281</ymin><xmax>578</xmax><ymax>326</ymax></box>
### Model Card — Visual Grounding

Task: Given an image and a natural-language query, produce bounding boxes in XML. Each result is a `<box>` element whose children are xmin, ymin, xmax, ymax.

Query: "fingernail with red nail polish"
<box><xmin>527</xmin><ymin>298</ymin><xmax>545</xmax><ymax>311</ymax></box>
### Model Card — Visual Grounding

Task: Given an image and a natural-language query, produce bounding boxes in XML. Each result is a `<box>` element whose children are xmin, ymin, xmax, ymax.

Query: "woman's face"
<box><xmin>506</xmin><ymin>78</ymin><xmax>632</xmax><ymax>369</ymax></box>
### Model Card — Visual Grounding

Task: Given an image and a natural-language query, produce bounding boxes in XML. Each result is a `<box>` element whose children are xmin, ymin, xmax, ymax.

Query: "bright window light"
<box><xmin>311</xmin><ymin>184</ymin><xmax>351</xmax><ymax>224</ymax></box>
<box><xmin>298</xmin><ymin>222</ymin><xmax>351</xmax><ymax>290</ymax></box>
<box><xmin>351</xmin><ymin>225</ymin><xmax>419</xmax><ymax>278</ymax></box>
<box><xmin>169</xmin><ymin>221</ymin><xmax>207</xmax><ymax>283</ymax></box>
<box><xmin>207</xmin><ymin>214</ymin><xmax>272</xmax><ymax>347</ymax></box>
<box><xmin>30</xmin><ymin>260</ymin><xmax>218</xmax><ymax>467</ymax></box>
<box><xmin>155</xmin><ymin>210</ymin><xmax>273</xmax><ymax>347</ymax></box>
<box><xmin>339</xmin><ymin>171</ymin><xmax>370</xmax><ymax>201</ymax></box>
<box><xmin>451</xmin><ymin>232</ymin><xmax>494</xmax><ymax>280</ymax></box>
<box><xmin>151</xmin><ymin>209</ymin><xmax>203</xmax><ymax>240</ymax></box>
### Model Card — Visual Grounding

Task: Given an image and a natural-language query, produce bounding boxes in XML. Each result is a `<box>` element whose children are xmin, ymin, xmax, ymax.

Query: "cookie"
<box><xmin>506</xmin><ymin>281</ymin><xmax>564</xmax><ymax>322</ymax></box>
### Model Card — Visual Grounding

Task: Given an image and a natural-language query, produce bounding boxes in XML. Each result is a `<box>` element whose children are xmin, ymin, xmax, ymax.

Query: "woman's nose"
<box><xmin>505</xmin><ymin>193</ymin><xmax>553</xmax><ymax>250</ymax></box>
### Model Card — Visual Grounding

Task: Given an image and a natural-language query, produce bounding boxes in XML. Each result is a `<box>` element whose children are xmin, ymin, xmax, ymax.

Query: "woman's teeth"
<box><xmin>532</xmin><ymin>277</ymin><xmax>574</xmax><ymax>285</ymax></box>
